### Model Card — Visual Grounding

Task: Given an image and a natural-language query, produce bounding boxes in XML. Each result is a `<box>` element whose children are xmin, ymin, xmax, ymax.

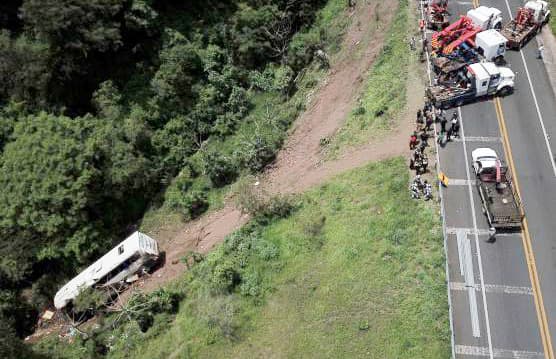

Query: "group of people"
<box><xmin>409</xmin><ymin>101</ymin><xmax>435</xmax><ymax>174</ymax></box>
<box><xmin>407</xmin><ymin>99</ymin><xmax>462</xmax><ymax>200</ymax></box>
<box><xmin>437</xmin><ymin>109</ymin><xmax>460</xmax><ymax>145</ymax></box>
<box><xmin>410</xmin><ymin>174</ymin><xmax>433</xmax><ymax>200</ymax></box>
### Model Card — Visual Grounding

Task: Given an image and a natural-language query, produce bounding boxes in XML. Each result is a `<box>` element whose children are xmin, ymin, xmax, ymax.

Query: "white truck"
<box><xmin>472</xmin><ymin>148</ymin><xmax>522</xmax><ymax>229</ymax></box>
<box><xmin>427</xmin><ymin>62</ymin><xmax>515</xmax><ymax>109</ymax></box>
<box><xmin>501</xmin><ymin>0</ymin><xmax>551</xmax><ymax>49</ymax></box>
<box><xmin>467</xmin><ymin>6</ymin><xmax>504</xmax><ymax>30</ymax></box>
<box><xmin>475</xmin><ymin>29</ymin><xmax>508</xmax><ymax>62</ymax></box>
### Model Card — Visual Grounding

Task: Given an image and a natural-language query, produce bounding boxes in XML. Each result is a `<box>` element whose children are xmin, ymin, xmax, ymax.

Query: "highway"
<box><xmin>426</xmin><ymin>0</ymin><xmax>556</xmax><ymax>358</ymax></box>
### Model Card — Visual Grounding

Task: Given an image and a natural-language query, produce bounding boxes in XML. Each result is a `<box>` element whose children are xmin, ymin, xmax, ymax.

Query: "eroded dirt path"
<box><xmin>139</xmin><ymin>0</ymin><xmax>422</xmax><ymax>293</ymax></box>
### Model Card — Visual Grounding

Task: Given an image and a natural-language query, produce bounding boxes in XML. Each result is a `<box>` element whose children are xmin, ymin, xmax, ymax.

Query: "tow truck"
<box><xmin>501</xmin><ymin>0</ymin><xmax>551</xmax><ymax>50</ymax></box>
<box><xmin>427</xmin><ymin>62</ymin><xmax>515</xmax><ymax>109</ymax></box>
<box><xmin>471</xmin><ymin>148</ymin><xmax>522</xmax><ymax>230</ymax></box>
<box><xmin>427</xmin><ymin>0</ymin><xmax>450</xmax><ymax>30</ymax></box>
<box><xmin>431</xmin><ymin>11</ymin><xmax>507</xmax><ymax>66</ymax></box>
<box><xmin>467</xmin><ymin>6</ymin><xmax>503</xmax><ymax>31</ymax></box>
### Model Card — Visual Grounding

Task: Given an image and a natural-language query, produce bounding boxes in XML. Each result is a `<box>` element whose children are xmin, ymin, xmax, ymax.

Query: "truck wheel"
<box><xmin>495</xmin><ymin>22</ymin><xmax>502</xmax><ymax>31</ymax></box>
<box><xmin>498</xmin><ymin>86</ymin><xmax>512</xmax><ymax>97</ymax></box>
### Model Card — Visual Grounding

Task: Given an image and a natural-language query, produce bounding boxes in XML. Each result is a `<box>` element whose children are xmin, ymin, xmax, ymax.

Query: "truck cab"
<box><xmin>467</xmin><ymin>62</ymin><xmax>514</xmax><ymax>97</ymax></box>
<box><xmin>525</xmin><ymin>0</ymin><xmax>551</xmax><ymax>24</ymax></box>
<box><xmin>475</xmin><ymin>29</ymin><xmax>507</xmax><ymax>62</ymax></box>
<box><xmin>467</xmin><ymin>6</ymin><xmax>504</xmax><ymax>30</ymax></box>
<box><xmin>472</xmin><ymin>147</ymin><xmax>500</xmax><ymax>179</ymax></box>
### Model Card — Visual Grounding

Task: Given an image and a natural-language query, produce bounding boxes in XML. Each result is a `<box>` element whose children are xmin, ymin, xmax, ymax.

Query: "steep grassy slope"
<box><xmin>36</xmin><ymin>158</ymin><xmax>449</xmax><ymax>358</ymax></box>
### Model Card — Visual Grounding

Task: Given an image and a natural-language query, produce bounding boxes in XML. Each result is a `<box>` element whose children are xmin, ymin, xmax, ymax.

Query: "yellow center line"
<box><xmin>494</xmin><ymin>97</ymin><xmax>554</xmax><ymax>359</ymax></box>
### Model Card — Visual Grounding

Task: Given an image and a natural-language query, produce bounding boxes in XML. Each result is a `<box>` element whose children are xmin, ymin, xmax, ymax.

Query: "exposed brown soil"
<box><xmin>135</xmin><ymin>0</ymin><xmax>426</xmax><ymax>294</ymax></box>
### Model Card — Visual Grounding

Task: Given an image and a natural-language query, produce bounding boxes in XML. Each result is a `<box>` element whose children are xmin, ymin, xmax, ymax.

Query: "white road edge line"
<box><xmin>456</xmin><ymin>229</ymin><xmax>481</xmax><ymax>336</ymax></box>
<box><xmin>459</xmin><ymin>106</ymin><xmax>495</xmax><ymax>358</ymax></box>
<box><xmin>450</xmin><ymin>282</ymin><xmax>534</xmax><ymax>296</ymax></box>
<box><xmin>448</xmin><ymin>178</ymin><xmax>477</xmax><ymax>186</ymax></box>
<box><xmin>462</xmin><ymin>229</ymin><xmax>482</xmax><ymax>337</ymax></box>
<box><xmin>455</xmin><ymin>344</ymin><xmax>544</xmax><ymax>359</ymax></box>
<box><xmin>503</xmin><ymin>0</ymin><xmax>556</xmax><ymax>177</ymax></box>
<box><xmin>447</xmin><ymin>227</ymin><xmax>520</xmax><ymax>237</ymax></box>
<box><xmin>419</xmin><ymin>2</ymin><xmax>456</xmax><ymax>358</ymax></box>
<box><xmin>457</xmin><ymin>229</ymin><xmax>467</xmax><ymax>277</ymax></box>
<box><xmin>453</xmin><ymin>136</ymin><xmax>502</xmax><ymax>143</ymax></box>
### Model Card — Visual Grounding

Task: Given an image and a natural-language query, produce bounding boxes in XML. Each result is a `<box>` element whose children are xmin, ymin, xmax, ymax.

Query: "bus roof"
<box><xmin>54</xmin><ymin>231</ymin><xmax>158</xmax><ymax>309</ymax></box>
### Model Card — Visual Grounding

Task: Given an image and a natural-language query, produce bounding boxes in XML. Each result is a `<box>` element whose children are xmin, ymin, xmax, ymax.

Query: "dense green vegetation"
<box><xmin>35</xmin><ymin>158</ymin><xmax>450</xmax><ymax>358</ymax></box>
<box><xmin>0</xmin><ymin>0</ymin><xmax>351</xmax><ymax>351</ymax></box>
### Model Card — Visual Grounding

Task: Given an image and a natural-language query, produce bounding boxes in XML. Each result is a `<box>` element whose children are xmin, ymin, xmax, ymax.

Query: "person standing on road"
<box><xmin>440</xmin><ymin>116</ymin><xmax>448</xmax><ymax>134</ymax></box>
<box><xmin>446</xmin><ymin>126</ymin><xmax>453</xmax><ymax>141</ymax></box>
<box><xmin>537</xmin><ymin>42</ymin><xmax>545</xmax><ymax>59</ymax></box>
<box><xmin>435</xmin><ymin>107</ymin><xmax>444</xmax><ymax>121</ymax></box>
<box><xmin>451</xmin><ymin>115</ymin><xmax>460</xmax><ymax>138</ymax></box>
<box><xmin>487</xmin><ymin>227</ymin><xmax>496</xmax><ymax>243</ymax></box>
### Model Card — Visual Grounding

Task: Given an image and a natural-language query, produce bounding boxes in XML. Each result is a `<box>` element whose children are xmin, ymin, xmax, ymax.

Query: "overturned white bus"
<box><xmin>54</xmin><ymin>231</ymin><xmax>159</xmax><ymax>310</ymax></box>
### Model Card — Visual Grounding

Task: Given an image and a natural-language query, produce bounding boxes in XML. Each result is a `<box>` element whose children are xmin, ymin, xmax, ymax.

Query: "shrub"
<box><xmin>165</xmin><ymin>170</ymin><xmax>209</xmax><ymax>219</ymax></box>
<box><xmin>233</xmin><ymin>177</ymin><xmax>265</xmax><ymax>215</ymax></box>
<box><xmin>73</xmin><ymin>287</ymin><xmax>109</xmax><ymax>313</ymax></box>
<box><xmin>182</xmin><ymin>191</ymin><xmax>209</xmax><ymax>219</ymax></box>
<box><xmin>272</xmin><ymin>65</ymin><xmax>295</xmax><ymax>94</ymax></box>
<box><xmin>239</xmin><ymin>271</ymin><xmax>262</xmax><ymax>297</ymax></box>
<box><xmin>238</xmin><ymin>135</ymin><xmax>278</xmax><ymax>173</ymax></box>
<box><xmin>253</xmin><ymin>239</ymin><xmax>279</xmax><ymax>261</ymax></box>
<box><xmin>233</xmin><ymin>178</ymin><xmax>296</xmax><ymax>219</ymax></box>
<box><xmin>249</xmin><ymin>67</ymin><xmax>275</xmax><ymax>91</ymax></box>
<box><xmin>211</xmin><ymin>259</ymin><xmax>241</xmax><ymax>293</ymax></box>
<box><xmin>287</xmin><ymin>30</ymin><xmax>321</xmax><ymax>71</ymax></box>
<box><xmin>203</xmin><ymin>151</ymin><xmax>239</xmax><ymax>187</ymax></box>
<box><xmin>125</xmin><ymin>289</ymin><xmax>182</xmax><ymax>332</ymax></box>
<box><xmin>258</xmin><ymin>194</ymin><xmax>296</xmax><ymax>219</ymax></box>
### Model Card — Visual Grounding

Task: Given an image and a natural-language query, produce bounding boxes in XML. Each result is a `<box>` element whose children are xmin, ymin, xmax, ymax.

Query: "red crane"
<box><xmin>431</xmin><ymin>16</ymin><xmax>481</xmax><ymax>55</ymax></box>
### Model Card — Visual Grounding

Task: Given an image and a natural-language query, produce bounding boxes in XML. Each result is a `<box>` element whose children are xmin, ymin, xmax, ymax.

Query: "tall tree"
<box><xmin>0</xmin><ymin>112</ymin><xmax>155</xmax><ymax>283</ymax></box>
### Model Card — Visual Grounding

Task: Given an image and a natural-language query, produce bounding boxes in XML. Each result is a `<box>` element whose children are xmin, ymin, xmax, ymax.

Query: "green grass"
<box><xmin>36</xmin><ymin>158</ymin><xmax>449</xmax><ymax>358</ymax></box>
<box><xmin>329</xmin><ymin>0</ymin><xmax>411</xmax><ymax>155</ymax></box>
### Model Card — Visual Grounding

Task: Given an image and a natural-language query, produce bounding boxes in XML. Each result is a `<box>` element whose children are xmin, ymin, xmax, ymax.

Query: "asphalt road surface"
<box><xmin>423</xmin><ymin>0</ymin><xmax>556</xmax><ymax>358</ymax></box>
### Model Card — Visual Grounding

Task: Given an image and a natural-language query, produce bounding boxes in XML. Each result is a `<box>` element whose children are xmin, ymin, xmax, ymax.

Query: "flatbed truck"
<box><xmin>472</xmin><ymin>148</ymin><xmax>522</xmax><ymax>230</ymax></box>
<box><xmin>427</xmin><ymin>62</ymin><xmax>515</xmax><ymax>109</ymax></box>
<box><xmin>500</xmin><ymin>0</ymin><xmax>550</xmax><ymax>50</ymax></box>
<box><xmin>427</xmin><ymin>0</ymin><xmax>450</xmax><ymax>30</ymax></box>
